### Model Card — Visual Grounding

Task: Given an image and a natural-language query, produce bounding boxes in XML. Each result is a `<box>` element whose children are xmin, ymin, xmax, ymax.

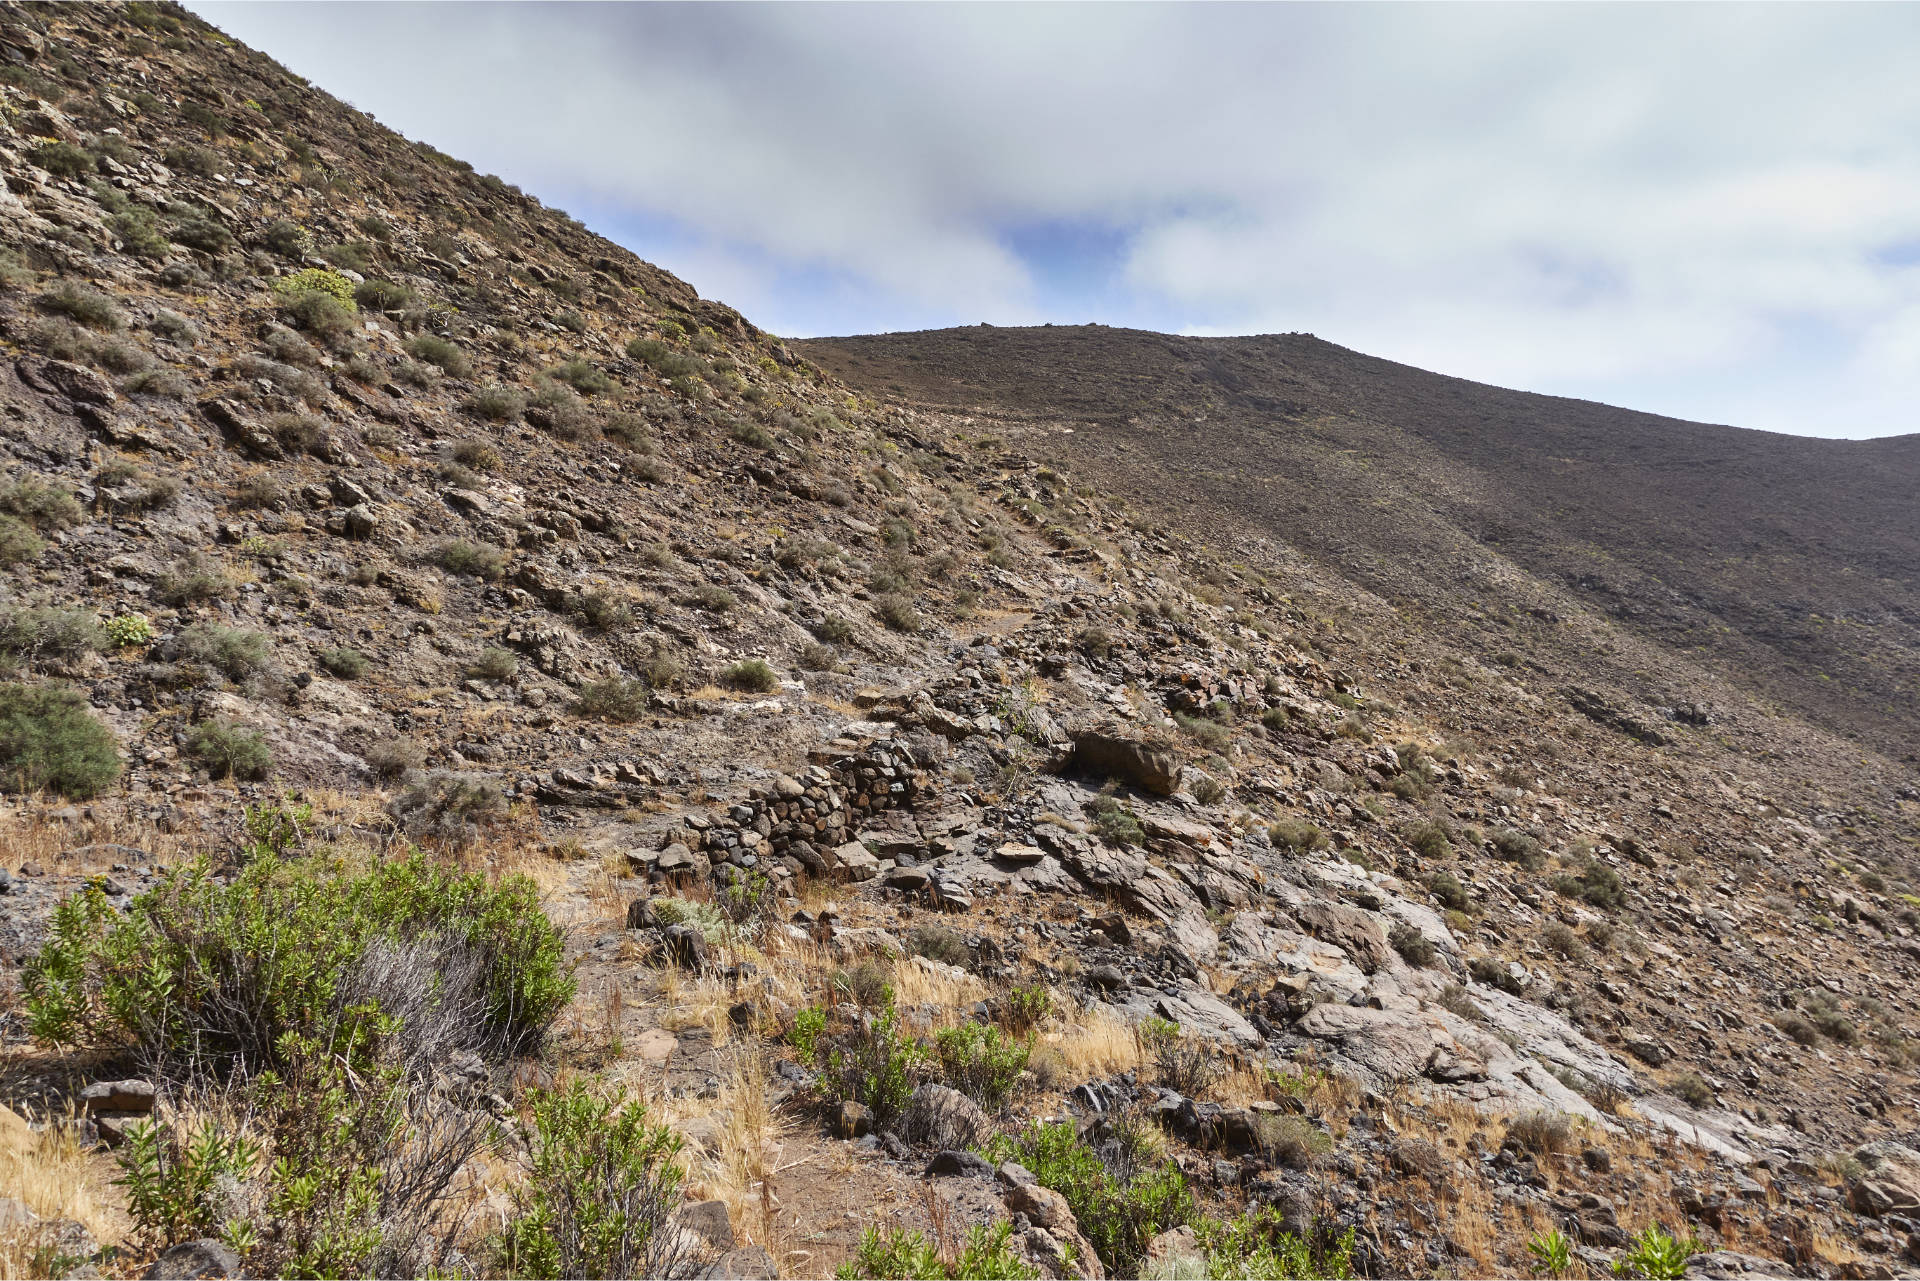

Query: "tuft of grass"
<box><xmin>720</xmin><ymin>659</ymin><xmax>778</xmax><ymax>693</ymax></box>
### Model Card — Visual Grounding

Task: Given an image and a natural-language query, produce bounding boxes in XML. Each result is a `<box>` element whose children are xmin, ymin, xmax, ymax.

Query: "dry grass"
<box><xmin>1048</xmin><ymin>1006</ymin><xmax>1147</xmax><ymax>1079</ymax></box>
<box><xmin>0</xmin><ymin>1104</ymin><xmax>126</xmax><ymax>1278</ymax></box>
<box><xmin>888</xmin><ymin>957</ymin><xmax>986</xmax><ymax>1026</ymax></box>
<box><xmin>659</xmin><ymin>1053</ymin><xmax>783</xmax><ymax>1252</ymax></box>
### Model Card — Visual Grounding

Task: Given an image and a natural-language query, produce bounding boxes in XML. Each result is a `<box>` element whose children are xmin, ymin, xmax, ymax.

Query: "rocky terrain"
<box><xmin>0</xmin><ymin>4</ymin><xmax>1915</xmax><ymax>1280</ymax></box>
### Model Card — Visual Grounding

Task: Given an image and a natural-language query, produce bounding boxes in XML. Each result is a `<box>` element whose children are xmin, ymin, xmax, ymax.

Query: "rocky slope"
<box><xmin>0</xmin><ymin>4</ymin><xmax>1915</xmax><ymax>1279</ymax></box>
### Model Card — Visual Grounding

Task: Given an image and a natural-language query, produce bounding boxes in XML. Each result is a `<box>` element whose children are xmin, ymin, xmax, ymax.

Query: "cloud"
<box><xmin>189</xmin><ymin>1</ymin><xmax>1920</xmax><ymax>437</ymax></box>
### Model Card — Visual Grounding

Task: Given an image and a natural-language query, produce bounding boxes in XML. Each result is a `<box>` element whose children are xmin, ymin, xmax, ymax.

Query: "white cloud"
<box><xmin>189</xmin><ymin>1</ymin><xmax>1920</xmax><ymax>437</ymax></box>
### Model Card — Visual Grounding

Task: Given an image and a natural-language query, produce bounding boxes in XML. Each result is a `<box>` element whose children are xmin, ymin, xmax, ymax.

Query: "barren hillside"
<box><xmin>0</xmin><ymin>5</ymin><xmax>1913</xmax><ymax>1281</ymax></box>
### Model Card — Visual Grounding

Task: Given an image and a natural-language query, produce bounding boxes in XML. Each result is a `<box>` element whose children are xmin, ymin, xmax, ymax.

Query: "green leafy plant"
<box><xmin>1195</xmin><ymin>1204</ymin><xmax>1356</xmax><ymax>1280</ymax></box>
<box><xmin>116</xmin><ymin>1115</ymin><xmax>261</xmax><ymax>1250</ymax></box>
<box><xmin>104</xmin><ymin>612</ymin><xmax>154</xmax><ymax>649</ymax></box>
<box><xmin>22</xmin><ymin>850</ymin><xmax>573</xmax><ymax>1071</ymax></box>
<box><xmin>721</xmin><ymin>658</ymin><xmax>779</xmax><ymax>693</ymax></box>
<box><xmin>496</xmin><ymin>1081</ymin><xmax>695</xmax><ymax>1280</ymax></box>
<box><xmin>986</xmin><ymin>1120</ymin><xmax>1194</xmax><ymax>1275</ymax></box>
<box><xmin>271</xmin><ymin>267</ymin><xmax>356</xmax><ymax>308</ymax></box>
<box><xmin>836</xmin><ymin>1222</ymin><xmax>1037</xmax><ymax>1280</ymax></box>
<box><xmin>1527</xmin><ymin>1227</ymin><xmax>1574</xmax><ymax>1279</ymax></box>
<box><xmin>317</xmin><ymin>646</ymin><xmax>369</xmax><ymax>679</ymax></box>
<box><xmin>186</xmin><ymin>719</ymin><xmax>272</xmax><ymax>780</ymax></box>
<box><xmin>812</xmin><ymin>995</ymin><xmax>928</xmax><ymax>1126</ymax></box>
<box><xmin>0</xmin><ymin>682</ymin><xmax>121</xmax><ymax>798</ymax></box>
<box><xmin>933</xmin><ymin>1021</ymin><xmax>1030</xmax><ymax>1112</ymax></box>
<box><xmin>1612</xmin><ymin>1225</ymin><xmax>1700</xmax><ymax>1280</ymax></box>
<box><xmin>1005</xmin><ymin>984</ymin><xmax>1053</xmax><ymax>1035</ymax></box>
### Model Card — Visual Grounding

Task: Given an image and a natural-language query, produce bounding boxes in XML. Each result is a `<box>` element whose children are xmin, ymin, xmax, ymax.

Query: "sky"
<box><xmin>188</xmin><ymin>2</ymin><xmax>1920</xmax><ymax>440</ymax></box>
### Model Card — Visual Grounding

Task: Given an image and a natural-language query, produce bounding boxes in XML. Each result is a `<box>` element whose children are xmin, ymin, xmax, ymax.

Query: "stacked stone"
<box><xmin>642</xmin><ymin>738</ymin><xmax>928</xmax><ymax>888</ymax></box>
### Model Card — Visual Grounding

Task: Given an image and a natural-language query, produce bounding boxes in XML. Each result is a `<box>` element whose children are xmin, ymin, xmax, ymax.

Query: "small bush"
<box><xmin>0</xmin><ymin>682</ymin><xmax>121</xmax><ymax>798</ymax></box>
<box><xmin>25</xmin><ymin>849</ymin><xmax>570</xmax><ymax>1072</ymax></box>
<box><xmin>1084</xmin><ymin>792</ymin><xmax>1143</xmax><ymax>847</ymax></box>
<box><xmin>176</xmin><ymin>622</ymin><xmax>270</xmax><ymax>680</ymax></box>
<box><xmin>1490</xmin><ymin>827</ymin><xmax>1546</xmax><ymax>871</ymax></box>
<box><xmin>0</xmin><ymin>474</ymin><xmax>84</xmax><ymax>530</ymax></box>
<box><xmin>469</xmin><ymin>647</ymin><xmax>519</xmax><ymax>681</ymax></box>
<box><xmin>280</xmin><ymin>288</ymin><xmax>355</xmax><ymax>339</ymax></box>
<box><xmin>260</xmin><ymin>219</ymin><xmax>312</xmax><ymax>259</ymax></box>
<box><xmin>721</xmin><ymin>658</ymin><xmax>778</xmax><ymax>693</ymax></box>
<box><xmin>1194</xmin><ymin>1206</ymin><xmax>1355</xmax><ymax>1281</ymax></box>
<box><xmin>450</xmin><ymin>439</ymin><xmax>501</xmax><ymax>473</ymax></box>
<box><xmin>685</xmin><ymin>584</ymin><xmax>735</xmax><ymax>613</ymax></box>
<box><xmin>406</xmin><ymin>334</ymin><xmax>471</xmax><ymax>378</ymax></box>
<box><xmin>1552</xmin><ymin>857</ymin><xmax>1625</xmax><ymax>912</ymax></box>
<box><xmin>1428</xmin><ymin>870</ymin><xmax>1474</xmax><ymax>913</ymax></box>
<box><xmin>986</xmin><ymin>1121</ymin><xmax>1193</xmax><ymax>1275</ymax></box>
<box><xmin>574</xmin><ymin>589</ymin><xmax>633</xmax><ymax>632</ymax></box>
<box><xmin>811</xmin><ymin>997</ymin><xmax>927</xmax><ymax>1126</ymax></box>
<box><xmin>934</xmin><ymin>1021</ymin><xmax>1030</xmax><ymax>1113</ymax></box>
<box><xmin>497</xmin><ymin>1081</ymin><xmax>697</xmax><ymax>1280</ymax></box>
<box><xmin>1540</xmin><ymin>921</ymin><xmax>1586</xmax><ymax>961</ymax></box>
<box><xmin>31</xmin><ymin>140</ymin><xmax>93</xmax><ymax>178</ymax></box>
<box><xmin>364</xmin><ymin>737</ymin><xmax>426</xmax><ymax>781</ymax></box>
<box><xmin>1668</xmin><ymin>1072</ymin><xmax>1714</xmax><ymax>1109</ymax></box>
<box><xmin>352</xmin><ymin>278</ymin><xmax>413</xmax><ymax>311</ymax></box>
<box><xmin>1174</xmin><ymin>712</ymin><xmax>1230</xmax><ymax>751</ymax></box>
<box><xmin>388</xmin><ymin>772</ymin><xmax>507</xmax><ymax>843</ymax></box>
<box><xmin>186</xmin><ymin>719</ymin><xmax>272</xmax><ymax>779</ymax></box>
<box><xmin>232</xmin><ymin>472</ymin><xmax>283</xmax><ymax>510</ymax></box>
<box><xmin>270</xmin><ymin>267</ymin><xmax>354</xmax><ymax>307</ymax></box>
<box><xmin>0</xmin><ymin>606</ymin><xmax>101</xmax><ymax>664</ymax></box>
<box><xmin>0</xmin><ymin>515</ymin><xmax>44</xmax><ymax>566</ymax></box>
<box><xmin>838</xmin><ymin>1223</ymin><xmax>1035</xmax><ymax>1281</ymax></box>
<box><xmin>1402</xmin><ymin>819</ymin><xmax>1452</xmax><ymax>859</ymax></box>
<box><xmin>464</xmin><ymin>385</ymin><xmax>525</xmax><ymax>422</ymax></box>
<box><xmin>39</xmin><ymin>280</ymin><xmax>124</xmax><ymax>330</ymax></box>
<box><xmin>317</xmin><ymin>647</ymin><xmax>369</xmax><ymax>679</ymax></box>
<box><xmin>816</xmin><ymin>614</ymin><xmax>855</xmax><ymax>644</ymax></box>
<box><xmin>1006</xmin><ymin>985</ymin><xmax>1053</xmax><ymax>1035</ymax></box>
<box><xmin>1504</xmin><ymin>1111</ymin><xmax>1572</xmax><ymax>1158</ymax></box>
<box><xmin>577</xmin><ymin>677</ymin><xmax>650</xmax><ymax>722</ymax></box>
<box><xmin>1269</xmin><ymin>818</ymin><xmax>1327</xmax><ymax>853</ymax></box>
<box><xmin>436</xmin><ymin>539</ymin><xmax>508</xmax><ymax>580</ymax></box>
<box><xmin>547</xmin><ymin>358</ymin><xmax>614</xmax><ymax>395</ymax></box>
<box><xmin>1615</xmin><ymin>1226</ymin><xmax>1702</xmax><ymax>1281</ymax></box>
<box><xmin>797</xmin><ymin>642</ymin><xmax>837</xmax><ymax>672</ymax></box>
<box><xmin>907</xmin><ymin>923</ymin><xmax>969</xmax><ymax>966</ymax></box>
<box><xmin>122</xmin><ymin>366</ymin><xmax>190</xmax><ymax>397</ymax></box>
<box><xmin>876</xmin><ymin>593</ymin><xmax>922</xmax><ymax>634</ymax></box>
<box><xmin>1389</xmin><ymin>923</ymin><xmax>1436</xmax><ymax>968</ymax></box>
<box><xmin>103</xmin><ymin>613</ymin><xmax>154</xmax><ymax>649</ymax></box>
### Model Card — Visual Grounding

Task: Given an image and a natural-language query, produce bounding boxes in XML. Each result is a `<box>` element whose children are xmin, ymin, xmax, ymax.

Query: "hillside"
<box><xmin>801</xmin><ymin>326</ymin><xmax>1920</xmax><ymax>768</ymax></box>
<box><xmin>0</xmin><ymin>5</ymin><xmax>1915</xmax><ymax>1280</ymax></box>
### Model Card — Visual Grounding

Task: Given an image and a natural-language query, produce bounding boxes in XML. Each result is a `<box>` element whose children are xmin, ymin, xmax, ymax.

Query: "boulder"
<box><xmin>900</xmin><ymin>1083</ymin><xmax>989</xmax><ymax>1150</ymax></box>
<box><xmin>1290</xmin><ymin>900</ymin><xmax>1391</xmax><ymax>973</ymax></box>
<box><xmin>701</xmin><ymin>1246</ymin><xmax>779</xmax><ymax>1280</ymax></box>
<box><xmin>926</xmin><ymin>1149</ymin><xmax>994</xmax><ymax>1178</ymax></box>
<box><xmin>1005</xmin><ymin>1181</ymin><xmax>1075</xmax><ymax>1230</ymax></box>
<box><xmin>1070</xmin><ymin>728</ymin><xmax>1181</xmax><ymax>795</ymax></box>
<box><xmin>80</xmin><ymin>1079</ymin><xmax>156</xmax><ymax>1114</ymax></box>
<box><xmin>1849</xmin><ymin>1141</ymin><xmax>1920</xmax><ymax>1217</ymax></box>
<box><xmin>835</xmin><ymin>841</ymin><xmax>880</xmax><ymax>882</ymax></box>
<box><xmin>675</xmin><ymin>1200</ymin><xmax>736</xmax><ymax>1251</ymax></box>
<box><xmin>1144</xmin><ymin>1225</ymin><xmax>1205</xmax><ymax>1274</ymax></box>
<box><xmin>834</xmin><ymin>1100</ymin><xmax>873</xmax><ymax>1139</ymax></box>
<box><xmin>145</xmin><ymin>1239</ymin><xmax>240</xmax><ymax>1279</ymax></box>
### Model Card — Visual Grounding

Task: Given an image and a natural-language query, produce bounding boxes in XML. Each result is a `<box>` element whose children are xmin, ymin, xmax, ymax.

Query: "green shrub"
<box><xmin>797</xmin><ymin>642</ymin><xmax>837</xmax><ymax>672</ymax></box>
<box><xmin>450</xmin><ymin>438</ymin><xmax>501</xmax><ymax>472</ymax></box>
<box><xmin>270</xmin><ymin>268</ymin><xmax>355</xmax><ymax>308</ymax></box>
<box><xmin>933</xmin><ymin>1021</ymin><xmax>1030</xmax><ymax>1112</ymax></box>
<box><xmin>876</xmin><ymin>593</ymin><xmax>922</xmax><ymax>634</ymax></box>
<box><xmin>816</xmin><ymin>614</ymin><xmax>855</xmax><ymax>644</ymax></box>
<box><xmin>41</xmin><ymin>283</ymin><xmax>124</xmax><ymax>332</ymax></box>
<box><xmin>115</xmin><ymin>1113</ymin><xmax>260</xmax><ymax>1254</ymax></box>
<box><xmin>1552</xmin><ymin>857</ymin><xmax>1625</xmax><ymax>912</ymax></box>
<box><xmin>469</xmin><ymin>647</ymin><xmax>519</xmax><ymax>681</ymax></box>
<box><xmin>811</xmin><ymin>996</ymin><xmax>927</xmax><ymax>1126</ymax></box>
<box><xmin>1428</xmin><ymin>870</ymin><xmax>1473</xmax><ymax>913</ymax></box>
<box><xmin>836</xmin><ymin>1223</ymin><xmax>1036</xmax><ymax>1280</ymax></box>
<box><xmin>280</xmin><ymin>287</ymin><xmax>355</xmax><ymax>339</ymax></box>
<box><xmin>169</xmin><ymin>215</ymin><xmax>231</xmax><ymax>254</ymax></box>
<box><xmin>497</xmin><ymin>1081</ymin><xmax>693</xmax><ymax>1280</ymax></box>
<box><xmin>1613</xmin><ymin>1225</ymin><xmax>1702</xmax><ymax>1280</ymax></box>
<box><xmin>0</xmin><ymin>606</ymin><xmax>101</xmax><ymax>664</ymax></box>
<box><xmin>364</xmin><ymin>737</ymin><xmax>426</xmax><ymax>781</ymax></box>
<box><xmin>686</xmin><ymin>584</ymin><xmax>735</xmax><ymax>613</ymax></box>
<box><xmin>1174</xmin><ymin>713</ymin><xmax>1230</xmax><ymax>752</ymax></box>
<box><xmin>24</xmin><ymin>849</ymin><xmax>572</xmax><ymax>1071</ymax></box>
<box><xmin>352</xmin><ymin>278</ymin><xmax>413</xmax><ymax>310</ymax></box>
<box><xmin>0</xmin><ymin>682</ymin><xmax>121</xmax><ymax>798</ymax></box>
<box><xmin>574</xmin><ymin>588</ymin><xmax>633</xmax><ymax>632</ymax></box>
<box><xmin>1193</xmin><ymin>1206</ymin><xmax>1356</xmax><ymax>1281</ymax></box>
<box><xmin>1527</xmin><ymin>1228</ymin><xmax>1574</xmax><ymax>1280</ymax></box>
<box><xmin>406</xmin><ymin>334</ymin><xmax>471</xmax><ymax>378</ymax></box>
<box><xmin>1490</xmin><ymin>827</ymin><xmax>1546</xmax><ymax>871</ymax></box>
<box><xmin>1402</xmin><ymin>820</ymin><xmax>1451</xmax><ymax>859</ymax></box>
<box><xmin>388</xmin><ymin>772</ymin><xmax>507</xmax><ymax>843</ymax></box>
<box><xmin>1006</xmin><ymin>984</ymin><xmax>1053</xmax><ymax>1035</ymax></box>
<box><xmin>626</xmin><ymin>336</ymin><xmax>703</xmax><ymax>377</ymax></box>
<box><xmin>1389</xmin><ymin>924</ymin><xmax>1436</xmax><ymax>969</ymax></box>
<box><xmin>1540</xmin><ymin>921</ymin><xmax>1586</xmax><ymax>961</ymax></box>
<box><xmin>1269</xmin><ymin>818</ymin><xmax>1327</xmax><ymax>853</ymax></box>
<box><xmin>436</xmin><ymin>539</ymin><xmax>508</xmax><ymax>580</ymax></box>
<box><xmin>260</xmin><ymin>219</ymin><xmax>311</xmax><ymax>259</ymax></box>
<box><xmin>0</xmin><ymin>474</ymin><xmax>84</xmax><ymax>529</ymax></box>
<box><xmin>1668</xmin><ymin>1071</ymin><xmax>1714</xmax><ymax>1109</ymax></box>
<box><xmin>464</xmin><ymin>385</ymin><xmax>525</xmax><ymax>422</ymax></box>
<box><xmin>577</xmin><ymin>677</ymin><xmax>650</xmax><ymax>722</ymax></box>
<box><xmin>31</xmin><ymin>140</ymin><xmax>93</xmax><ymax>178</ymax></box>
<box><xmin>155</xmin><ymin>554</ymin><xmax>233</xmax><ymax>605</ymax></box>
<box><xmin>548</xmin><ymin>358</ymin><xmax>614</xmax><ymax>395</ymax></box>
<box><xmin>318</xmin><ymin>646</ymin><xmax>369</xmax><ymax>679</ymax></box>
<box><xmin>730</xmin><ymin>418</ymin><xmax>774</xmax><ymax>450</ymax></box>
<box><xmin>907</xmin><ymin>923</ymin><xmax>969</xmax><ymax>966</ymax></box>
<box><xmin>186</xmin><ymin>719</ymin><xmax>272</xmax><ymax>780</ymax></box>
<box><xmin>1084</xmin><ymin>792</ymin><xmax>1143</xmax><ymax>847</ymax></box>
<box><xmin>721</xmin><ymin>658</ymin><xmax>778</xmax><ymax>693</ymax></box>
<box><xmin>103</xmin><ymin>613</ymin><xmax>154</xmax><ymax>649</ymax></box>
<box><xmin>0</xmin><ymin>515</ymin><xmax>43</xmax><ymax>566</ymax></box>
<box><xmin>176</xmin><ymin>622</ymin><xmax>270</xmax><ymax>680</ymax></box>
<box><xmin>986</xmin><ymin>1120</ymin><xmax>1193</xmax><ymax>1275</ymax></box>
